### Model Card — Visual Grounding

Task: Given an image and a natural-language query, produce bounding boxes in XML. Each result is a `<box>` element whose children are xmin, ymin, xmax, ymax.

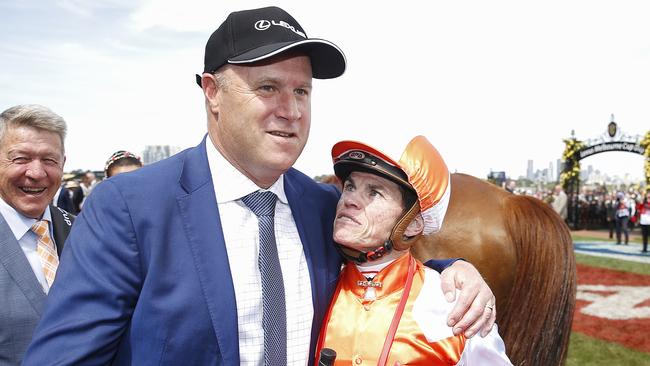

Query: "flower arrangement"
<box><xmin>560</xmin><ymin>137</ymin><xmax>584</xmax><ymax>188</ymax></box>
<box><xmin>640</xmin><ymin>130</ymin><xmax>650</xmax><ymax>185</ymax></box>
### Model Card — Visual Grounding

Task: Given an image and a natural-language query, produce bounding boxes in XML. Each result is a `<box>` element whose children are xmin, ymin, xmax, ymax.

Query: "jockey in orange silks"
<box><xmin>316</xmin><ymin>136</ymin><xmax>512</xmax><ymax>365</ymax></box>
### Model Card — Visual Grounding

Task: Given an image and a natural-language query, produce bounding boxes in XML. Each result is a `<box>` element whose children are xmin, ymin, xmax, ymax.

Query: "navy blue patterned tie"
<box><xmin>241</xmin><ymin>191</ymin><xmax>286</xmax><ymax>365</ymax></box>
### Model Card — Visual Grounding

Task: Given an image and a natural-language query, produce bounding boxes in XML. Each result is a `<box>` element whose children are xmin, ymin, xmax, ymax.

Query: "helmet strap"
<box><xmin>336</xmin><ymin>240</ymin><xmax>394</xmax><ymax>264</ymax></box>
<box><xmin>390</xmin><ymin>201</ymin><xmax>421</xmax><ymax>251</ymax></box>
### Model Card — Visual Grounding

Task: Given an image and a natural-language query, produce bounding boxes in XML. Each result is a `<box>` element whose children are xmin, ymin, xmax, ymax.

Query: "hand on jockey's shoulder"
<box><xmin>440</xmin><ymin>260</ymin><xmax>496</xmax><ymax>338</ymax></box>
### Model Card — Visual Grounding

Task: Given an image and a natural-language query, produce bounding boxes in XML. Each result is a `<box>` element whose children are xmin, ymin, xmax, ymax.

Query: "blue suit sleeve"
<box><xmin>23</xmin><ymin>180</ymin><xmax>142</xmax><ymax>365</ymax></box>
<box><xmin>423</xmin><ymin>258</ymin><xmax>464</xmax><ymax>273</ymax></box>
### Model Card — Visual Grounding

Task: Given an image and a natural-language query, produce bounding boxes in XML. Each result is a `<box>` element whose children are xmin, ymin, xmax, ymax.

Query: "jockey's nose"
<box><xmin>342</xmin><ymin>191</ymin><xmax>362</xmax><ymax>209</ymax></box>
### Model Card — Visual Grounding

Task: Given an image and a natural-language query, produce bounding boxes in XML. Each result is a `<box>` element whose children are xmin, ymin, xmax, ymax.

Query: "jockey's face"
<box><xmin>334</xmin><ymin>172</ymin><xmax>405</xmax><ymax>251</ymax></box>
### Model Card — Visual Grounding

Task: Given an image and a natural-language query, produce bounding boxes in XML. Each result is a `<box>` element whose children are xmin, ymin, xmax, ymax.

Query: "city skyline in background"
<box><xmin>521</xmin><ymin>158</ymin><xmax>644</xmax><ymax>185</ymax></box>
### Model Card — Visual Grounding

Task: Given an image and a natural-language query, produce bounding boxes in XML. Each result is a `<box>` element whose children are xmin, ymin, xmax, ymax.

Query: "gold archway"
<box><xmin>560</xmin><ymin>122</ymin><xmax>649</xmax><ymax>229</ymax></box>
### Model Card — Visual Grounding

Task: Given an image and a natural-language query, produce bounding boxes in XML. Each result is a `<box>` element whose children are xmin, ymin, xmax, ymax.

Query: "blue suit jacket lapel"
<box><xmin>176</xmin><ymin>138</ymin><xmax>239</xmax><ymax>364</ymax></box>
<box><xmin>0</xmin><ymin>214</ymin><xmax>46</xmax><ymax>315</ymax></box>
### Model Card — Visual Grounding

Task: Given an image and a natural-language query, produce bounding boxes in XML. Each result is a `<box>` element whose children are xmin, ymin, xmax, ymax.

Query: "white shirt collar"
<box><xmin>205</xmin><ymin>136</ymin><xmax>288</xmax><ymax>204</ymax></box>
<box><xmin>356</xmin><ymin>258</ymin><xmax>395</xmax><ymax>273</ymax></box>
<box><xmin>0</xmin><ymin>197</ymin><xmax>52</xmax><ymax>240</ymax></box>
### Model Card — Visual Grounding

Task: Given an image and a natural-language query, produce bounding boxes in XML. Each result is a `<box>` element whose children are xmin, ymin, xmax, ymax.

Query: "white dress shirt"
<box><xmin>0</xmin><ymin>198</ymin><xmax>55</xmax><ymax>293</ymax></box>
<box><xmin>206</xmin><ymin>141</ymin><xmax>314</xmax><ymax>365</ymax></box>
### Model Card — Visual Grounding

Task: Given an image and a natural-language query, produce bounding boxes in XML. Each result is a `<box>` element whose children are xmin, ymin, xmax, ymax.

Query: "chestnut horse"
<box><xmin>411</xmin><ymin>173</ymin><xmax>577</xmax><ymax>366</ymax></box>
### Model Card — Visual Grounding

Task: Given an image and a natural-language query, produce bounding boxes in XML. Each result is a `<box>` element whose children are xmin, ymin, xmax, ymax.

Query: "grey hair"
<box><xmin>203</xmin><ymin>70</ymin><xmax>231</xmax><ymax>113</ymax></box>
<box><xmin>0</xmin><ymin>104</ymin><xmax>67</xmax><ymax>151</ymax></box>
<box><xmin>212</xmin><ymin>70</ymin><xmax>230</xmax><ymax>91</ymax></box>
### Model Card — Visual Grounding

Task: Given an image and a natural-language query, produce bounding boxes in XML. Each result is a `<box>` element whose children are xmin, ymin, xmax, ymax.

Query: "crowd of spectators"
<box><xmin>501</xmin><ymin>180</ymin><xmax>648</xmax><ymax>232</ymax></box>
<box><xmin>51</xmin><ymin>151</ymin><xmax>143</xmax><ymax>214</ymax></box>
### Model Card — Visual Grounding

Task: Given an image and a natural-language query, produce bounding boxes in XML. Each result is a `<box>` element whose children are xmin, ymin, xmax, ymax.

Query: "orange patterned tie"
<box><xmin>31</xmin><ymin>220</ymin><xmax>59</xmax><ymax>288</ymax></box>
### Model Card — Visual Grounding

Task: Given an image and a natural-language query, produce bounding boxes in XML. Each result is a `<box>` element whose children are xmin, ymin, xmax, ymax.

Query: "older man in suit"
<box><xmin>0</xmin><ymin>104</ymin><xmax>74</xmax><ymax>365</ymax></box>
<box><xmin>25</xmin><ymin>7</ymin><xmax>494</xmax><ymax>365</ymax></box>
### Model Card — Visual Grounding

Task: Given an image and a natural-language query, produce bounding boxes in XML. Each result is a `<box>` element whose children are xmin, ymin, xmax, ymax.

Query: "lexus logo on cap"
<box><xmin>254</xmin><ymin>20</ymin><xmax>271</xmax><ymax>31</ymax></box>
<box><xmin>253</xmin><ymin>19</ymin><xmax>306</xmax><ymax>38</ymax></box>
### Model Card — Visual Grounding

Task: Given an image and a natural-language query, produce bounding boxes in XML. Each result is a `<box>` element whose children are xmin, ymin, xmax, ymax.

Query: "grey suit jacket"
<box><xmin>0</xmin><ymin>206</ymin><xmax>73</xmax><ymax>366</ymax></box>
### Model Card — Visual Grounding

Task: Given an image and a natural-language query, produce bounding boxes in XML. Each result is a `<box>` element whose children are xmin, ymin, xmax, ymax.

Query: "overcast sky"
<box><xmin>2</xmin><ymin>0</ymin><xmax>649</xmax><ymax>181</ymax></box>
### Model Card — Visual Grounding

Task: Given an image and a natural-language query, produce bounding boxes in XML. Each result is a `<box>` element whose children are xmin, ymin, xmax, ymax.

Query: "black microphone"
<box><xmin>318</xmin><ymin>348</ymin><xmax>337</xmax><ymax>366</ymax></box>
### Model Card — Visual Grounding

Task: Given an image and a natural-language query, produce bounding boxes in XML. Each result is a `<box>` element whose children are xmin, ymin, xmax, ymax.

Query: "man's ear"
<box><xmin>201</xmin><ymin>73</ymin><xmax>220</xmax><ymax>113</ymax></box>
<box><xmin>404</xmin><ymin>213</ymin><xmax>424</xmax><ymax>237</ymax></box>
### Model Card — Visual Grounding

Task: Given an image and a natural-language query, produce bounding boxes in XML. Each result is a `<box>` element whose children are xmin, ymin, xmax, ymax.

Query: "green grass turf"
<box><xmin>567</xmin><ymin>332</ymin><xmax>650</xmax><ymax>366</ymax></box>
<box><xmin>572</xmin><ymin>233</ymin><xmax>642</xmax><ymax>244</ymax></box>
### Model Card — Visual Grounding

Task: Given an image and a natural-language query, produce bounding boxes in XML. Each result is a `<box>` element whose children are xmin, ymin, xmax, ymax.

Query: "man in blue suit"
<box><xmin>0</xmin><ymin>104</ymin><xmax>74</xmax><ymax>365</ymax></box>
<box><xmin>24</xmin><ymin>7</ymin><xmax>494</xmax><ymax>365</ymax></box>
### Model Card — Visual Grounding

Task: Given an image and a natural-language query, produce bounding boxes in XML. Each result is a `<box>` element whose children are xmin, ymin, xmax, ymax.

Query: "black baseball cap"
<box><xmin>196</xmin><ymin>6</ymin><xmax>346</xmax><ymax>86</ymax></box>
